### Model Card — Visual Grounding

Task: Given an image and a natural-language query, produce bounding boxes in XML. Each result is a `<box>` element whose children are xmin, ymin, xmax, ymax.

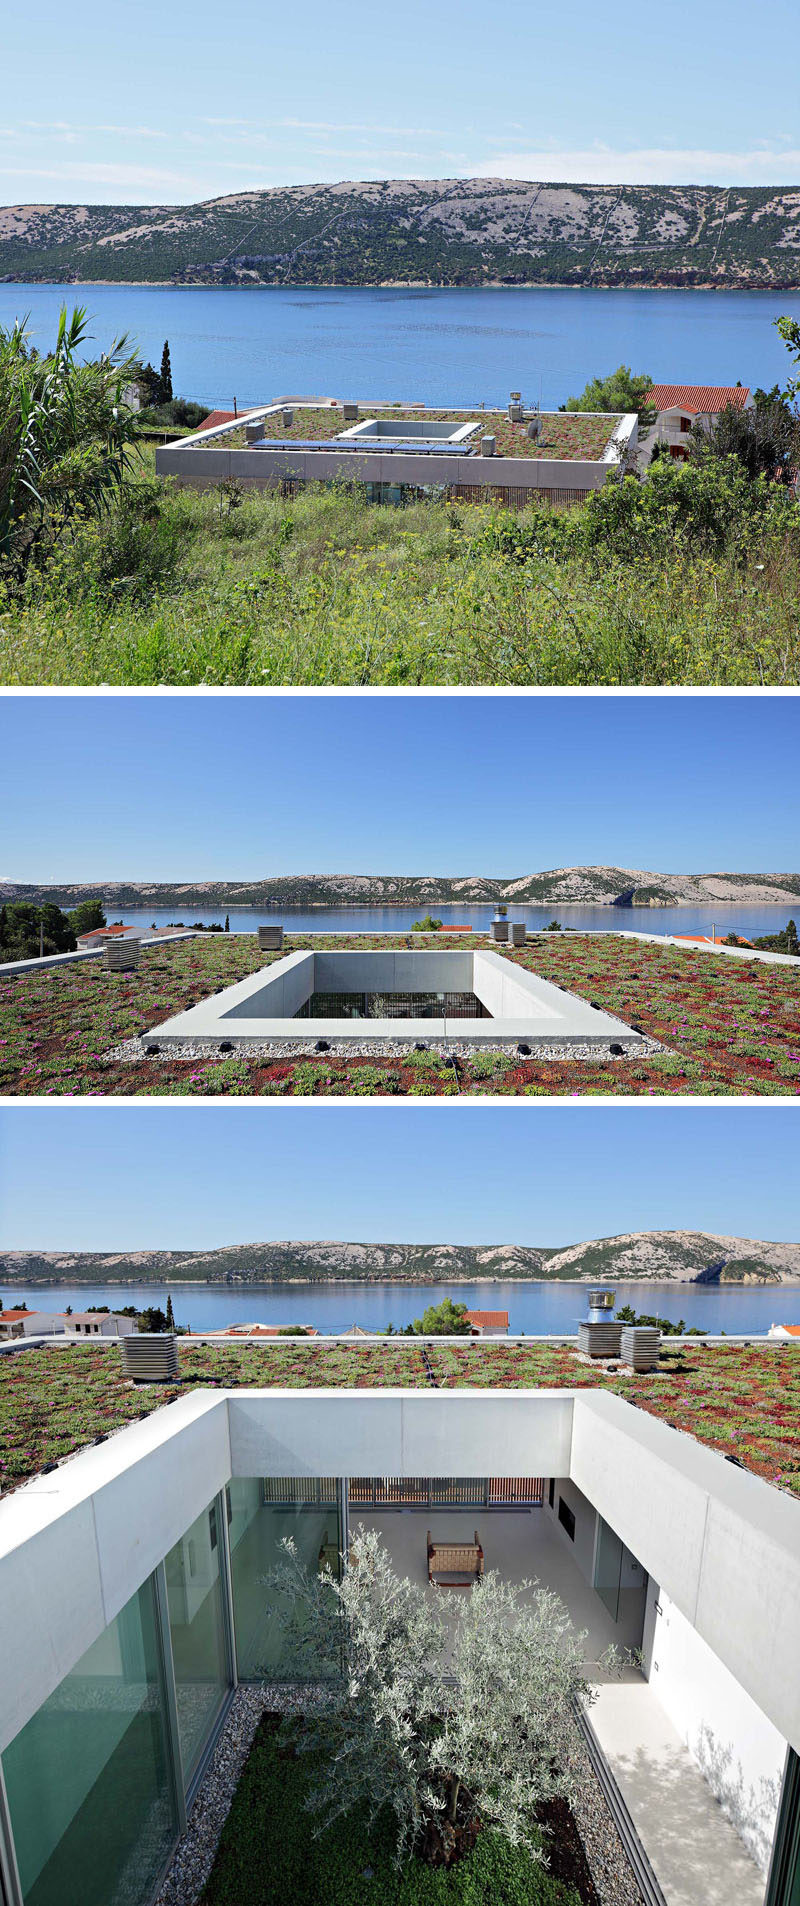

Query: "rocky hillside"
<box><xmin>3</xmin><ymin>869</ymin><xmax>800</xmax><ymax>911</ymax></box>
<box><xmin>2</xmin><ymin>180</ymin><xmax>799</xmax><ymax>288</ymax></box>
<box><xmin>1</xmin><ymin>1232</ymin><xmax>797</xmax><ymax>1287</ymax></box>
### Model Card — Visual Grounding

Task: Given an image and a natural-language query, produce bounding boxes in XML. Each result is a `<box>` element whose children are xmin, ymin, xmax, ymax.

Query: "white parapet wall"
<box><xmin>143</xmin><ymin>946</ymin><xmax>642</xmax><ymax>1048</ymax></box>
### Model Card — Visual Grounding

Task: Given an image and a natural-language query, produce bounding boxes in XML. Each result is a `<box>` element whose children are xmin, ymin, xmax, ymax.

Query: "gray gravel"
<box><xmin>153</xmin><ymin>1683</ymin><xmax>646</xmax><ymax>1906</ymax></box>
<box><xmin>570</xmin><ymin>1715</ymin><xmax>646</xmax><ymax>1906</ymax></box>
<box><xmin>153</xmin><ymin>1684</ymin><xmax>319</xmax><ymax>1906</ymax></box>
<box><xmin>108</xmin><ymin>1034</ymin><xmax>665</xmax><ymax>1065</ymax></box>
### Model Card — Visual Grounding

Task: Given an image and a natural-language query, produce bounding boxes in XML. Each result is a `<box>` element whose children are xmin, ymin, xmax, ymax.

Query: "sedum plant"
<box><xmin>265</xmin><ymin>1528</ymin><xmax>614</xmax><ymax>1868</ymax></box>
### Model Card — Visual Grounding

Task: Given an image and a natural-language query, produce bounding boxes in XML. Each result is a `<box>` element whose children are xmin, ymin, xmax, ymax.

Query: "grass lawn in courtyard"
<box><xmin>1</xmin><ymin>932</ymin><xmax>797</xmax><ymax>1097</ymax></box>
<box><xmin>201</xmin><ymin>1715</ymin><xmax>582</xmax><ymax>1906</ymax></box>
<box><xmin>1</xmin><ymin>1341</ymin><xmax>797</xmax><ymax>1499</ymax></box>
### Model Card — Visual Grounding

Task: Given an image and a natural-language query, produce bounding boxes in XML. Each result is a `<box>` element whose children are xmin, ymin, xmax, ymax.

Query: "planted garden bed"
<box><xmin>198</xmin><ymin>1713</ymin><xmax>585</xmax><ymax>1906</ymax></box>
<box><xmin>0</xmin><ymin>932</ymin><xmax>797</xmax><ymax>1097</ymax></box>
<box><xmin>1</xmin><ymin>1341</ymin><xmax>797</xmax><ymax>1499</ymax></box>
<box><xmin>218</xmin><ymin>406</ymin><xmax>618</xmax><ymax>461</ymax></box>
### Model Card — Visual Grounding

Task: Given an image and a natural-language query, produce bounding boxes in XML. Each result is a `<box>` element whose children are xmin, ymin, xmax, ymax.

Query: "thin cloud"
<box><xmin>0</xmin><ymin>162</ymin><xmax>201</xmax><ymax>191</ymax></box>
<box><xmin>471</xmin><ymin>145</ymin><xmax>800</xmax><ymax>184</ymax></box>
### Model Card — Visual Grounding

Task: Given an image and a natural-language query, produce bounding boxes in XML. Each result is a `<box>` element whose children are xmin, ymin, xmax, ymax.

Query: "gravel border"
<box><xmin>153</xmin><ymin>1684</ymin><xmax>646</xmax><ymax>1906</ymax></box>
<box><xmin>108</xmin><ymin>1035</ymin><xmax>666</xmax><ymax>1065</ymax></box>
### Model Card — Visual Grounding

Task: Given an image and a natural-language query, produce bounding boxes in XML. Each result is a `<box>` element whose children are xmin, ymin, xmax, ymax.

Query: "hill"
<box><xmin>2</xmin><ymin>180</ymin><xmax>800</xmax><ymax>289</ymax></box>
<box><xmin>1</xmin><ymin>1232</ymin><xmax>797</xmax><ymax>1288</ymax></box>
<box><xmin>3</xmin><ymin>869</ymin><xmax>800</xmax><ymax>912</ymax></box>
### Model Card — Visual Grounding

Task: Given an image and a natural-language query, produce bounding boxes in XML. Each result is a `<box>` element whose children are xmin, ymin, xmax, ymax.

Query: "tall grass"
<box><xmin>1</xmin><ymin>460</ymin><xmax>797</xmax><ymax>685</ymax></box>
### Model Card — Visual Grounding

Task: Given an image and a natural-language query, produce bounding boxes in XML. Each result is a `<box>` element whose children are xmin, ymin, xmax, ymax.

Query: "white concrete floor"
<box><xmin>354</xmin><ymin>1508</ymin><xmax>643</xmax><ymax>1672</ymax></box>
<box><xmin>590</xmin><ymin>1684</ymin><xmax>765</xmax><ymax>1906</ymax></box>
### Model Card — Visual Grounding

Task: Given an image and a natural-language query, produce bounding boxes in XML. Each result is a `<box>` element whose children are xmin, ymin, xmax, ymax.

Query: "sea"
<box><xmin>114</xmin><ymin>903</ymin><xmax>793</xmax><ymax>939</ymax></box>
<box><xmin>2</xmin><ymin>283</ymin><xmax>800</xmax><ymax>412</ymax></box>
<box><xmin>3</xmin><ymin>1280</ymin><xmax>796</xmax><ymax>1337</ymax></box>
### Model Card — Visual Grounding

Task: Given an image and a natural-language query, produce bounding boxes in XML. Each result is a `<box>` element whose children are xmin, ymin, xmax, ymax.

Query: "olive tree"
<box><xmin>265</xmin><ymin>1529</ymin><xmax>614</xmax><ymax>1869</ymax></box>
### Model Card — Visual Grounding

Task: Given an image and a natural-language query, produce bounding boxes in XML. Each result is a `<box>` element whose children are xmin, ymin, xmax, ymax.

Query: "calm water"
<box><xmin>2</xmin><ymin>283</ymin><xmax>800</xmax><ymax>411</ymax></box>
<box><xmin>4</xmin><ymin>1281</ymin><xmax>797</xmax><ymax>1335</ymax></box>
<box><xmin>116</xmin><ymin>903</ymin><xmax>795</xmax><ymax>939</ymax></box>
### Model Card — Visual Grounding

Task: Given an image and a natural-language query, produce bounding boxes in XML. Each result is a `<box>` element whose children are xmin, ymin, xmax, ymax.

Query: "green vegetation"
<box><xmin>3</xmin><ymin>451</ymin><xmax>799</xmax><ymax>685</ymax></box>
<box><xmin>753</xmin><ymin>919</ymin><xmax>800</xmax><ymax>954</ymax></box>
<box><xmin>564</xmin><ymin>364</ymin><xmax>656</xmax><ymax>428</ymax></box>
<box><xmin>3</xmin><ymin>182</ymin><xmax>800</xmax><ymax>288</ymax></box>
<box><xmin>0</xmin><ymin>894</ymin><xmax>109</xmax><ymax>960</ymax></box>
<box><xmin>1</xmin><ymin>307</ymin><xmax>798</xmax><ymax>685</ymax></box>
<box><xmin>412</xmin><ymin>915</ymin><xmax>444</xmax><ymax>932</ymax></box>
<box><xmin>202</xmin><ymin>1717</ymin><xmax>580</xmax><ymax>1906</ymax></box>
<box><xmin>411</xmin><ymin>1298</ymin><xmax>472</xmax><ymax>1335</ymax></box>
<box><xmin>0</xmin><ymin>306</ymin><xmax>138</xmax><ymax>579</ymax></box>
<box><xmin>615</xmin><ymin>1304</ymin><xmax>702</xmax><ymax>1337</ymax></box>
<box><xmin>2</xmin><ymin>1341</ymin><xmax>797</xmax><ymax>1497</ymax></box>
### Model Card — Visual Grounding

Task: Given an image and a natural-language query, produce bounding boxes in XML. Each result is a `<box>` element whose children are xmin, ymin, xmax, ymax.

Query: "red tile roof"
<box><xmin>193</xmin><ymin>408</ymin><xmax>263</xmax><ymax>435</ymax></box>
<box><xmin>645</xmin><ymin>385</ymin><xmax>750</xmax><ymax>414</ymax></box>
<box><xmin>465</xmin><ymin>1310</ymin><xmax>509</xmax><ymax>1328</ymax></box>
<box><xmin>0</xmin><ymin>1309</ymin><xmax>32</xmax><ymax>1322</ymax></box>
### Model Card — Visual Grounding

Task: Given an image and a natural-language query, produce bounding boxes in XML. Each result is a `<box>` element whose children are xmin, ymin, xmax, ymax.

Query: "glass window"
<box><xmin>226</xmin><ymin>1477</ymin><xmax>341</xmax><ymax>1682</ymax></box>
<box><xmin>164</xmin><ymin>1498</ymin><xmax>231</xmax><ymax>1788</ymax></box>
<box><xmin>1</xmin><ymin>1576</ymin><xmax>178</xmax><ymax>1906</ymax></box>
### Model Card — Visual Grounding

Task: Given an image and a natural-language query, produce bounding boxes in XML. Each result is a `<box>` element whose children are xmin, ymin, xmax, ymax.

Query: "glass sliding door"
<box><xmin>163</xmin><ymin>1497</ymin><xmax>232</xmax><ymax>1790</ymax></box>
<box><xmin>226</xmin><ymin>1477</ymin><xmax>341</xmax><ymax>1681</ymax></box>
<box><xmin>1</xmin><ymin>1576</ymin><xmax>178</xmax><ymax>1906</ymax></box>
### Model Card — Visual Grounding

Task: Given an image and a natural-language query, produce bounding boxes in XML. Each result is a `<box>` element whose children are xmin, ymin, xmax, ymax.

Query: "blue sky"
<box><xmin>1</xmin><ymin>695</ymin><xmax>798</xmax><ymax>882</ymax></box>
<box><xmin>0</xmin><ymin>1105</ymin><xmax>797</xmax><ymax>1249</ymax></box>
<box><xmin>2</xmin><ymin>0</ymin><xmax>800</xmax><ymax>202</ymax></box>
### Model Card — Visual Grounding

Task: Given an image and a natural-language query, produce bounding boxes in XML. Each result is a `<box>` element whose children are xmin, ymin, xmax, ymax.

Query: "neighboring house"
<box><xmin>465</xmin><ymin>1309</ymin><xmax>509</xmax><ymax>1337</ymax></box>
<box><xmin>75</xmin><ymin>924</ymin><xmax>142</xmax><ymax>950</ymax></box>
<box><xmin>63</xmin><ymin>1312</ymin><xmax>136</xmax><ymax>1338</ymax></box>
<box><xmin>769</xmin><ymin>1324</ymin><xmax>800</xmax><ymax>1340</ymax></box>
<box><xmin>0</xmin><ymin>1308</ymin><xmax>69</xmax><ymax>1338</ymax></box>
<box><xmin>0</xmin><ymin>1308</ymin><xmax>135</xmax><ymax>1340</ymax></box>
<box><xmin>639</xmin><ymin>385</ymin><xmax>753</xmax><ymax>465</ymax></box>
<box><xmin>0</xmin><ymin>1310</ymin><xmax>37</xmax><ymax>1339</ymax></box>
<box><xmin>673</xmin><ymin>932</ymin><xmax>755</xmax><ymax>949</ymax></box>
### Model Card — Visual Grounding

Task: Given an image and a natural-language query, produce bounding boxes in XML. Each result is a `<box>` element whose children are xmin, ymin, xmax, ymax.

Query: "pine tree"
<box><xmin>165</xmin><ymin>1293</ymin><xmax>175</xmax><ymax>1330</ymax></box>
<box><xmin>159</xmin><ymin>340</ymin><xmax>173</xmax><ymax>404</ymax></box>
<box><xmin>225</xmin><ymin>913</ymin><xmax>230</xmax><ymax>932</ymax></box>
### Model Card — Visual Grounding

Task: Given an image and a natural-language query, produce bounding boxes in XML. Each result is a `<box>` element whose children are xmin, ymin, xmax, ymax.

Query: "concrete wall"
<box><xmin>222</xmin><ymin>950</ymin><xmax>313</xmax><ymax>1020</ymax></box>
<box><xmin>643</xmin><ymin>1579</ymin><xmax>786</xmax><ymax>1871</ymax></box>
<box><xmin>0</xmin><ymin>1391</ymin><xmax>231</xmax><ymax>1754</ymax></box>
<box><xmin>570</xmin><ymin>1390</ymin><xmax>800</xmax><ymax>1760</ymax></box>
<box><xmin>544</xmin><ymin>1474</ymin><xmax>598</xmax><ymax>1585</ymax></box>
<box><xmin>145</xmin><ymin>946</ymin><xmax>641</xmax><ymax>1047</ymax></box>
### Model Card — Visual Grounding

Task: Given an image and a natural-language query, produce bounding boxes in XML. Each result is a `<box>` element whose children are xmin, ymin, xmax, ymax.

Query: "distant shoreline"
<box><xmin>3</xmin><ymin>279</ymin><xmax>800</xmax><ymax>293</ymax></box>
<box><xmin>7</xmin><ymin>1275</ymin><xmax>796</xmax><ymax>1290</ymax></box>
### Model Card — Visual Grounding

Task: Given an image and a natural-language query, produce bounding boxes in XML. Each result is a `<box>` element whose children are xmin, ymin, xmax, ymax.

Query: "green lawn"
<box><xmin>1</xmin><ymin>460</ymin><xmax>798</xmax><ymax>685</ymax></box>
<box><xmin>2</xmin><ymin>1341</ymin><xmax>798</xmax><ymax>1497</ymax></box>
<box><xmin>201</xmin><ymin>1716</ymin><xmax>581</xmax><ymax>1906</ymax></box>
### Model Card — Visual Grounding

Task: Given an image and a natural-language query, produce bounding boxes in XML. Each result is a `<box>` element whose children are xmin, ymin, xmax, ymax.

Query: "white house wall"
<box><xmin>643</xmin><ymin>1580</ymin><xmax>786</xmax><ymax>1872</ymax></box>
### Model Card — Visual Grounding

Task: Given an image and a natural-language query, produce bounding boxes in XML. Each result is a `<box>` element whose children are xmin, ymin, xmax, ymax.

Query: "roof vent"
<box><xmin>121</xmin><ymin>1333</ymin><xmax>179</xmax><ymax>1383</ymax></box>
<box><xmin>258</xmin><ymin>924</ymin><xmax>284</xmax><ymax>951</ymax></box>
